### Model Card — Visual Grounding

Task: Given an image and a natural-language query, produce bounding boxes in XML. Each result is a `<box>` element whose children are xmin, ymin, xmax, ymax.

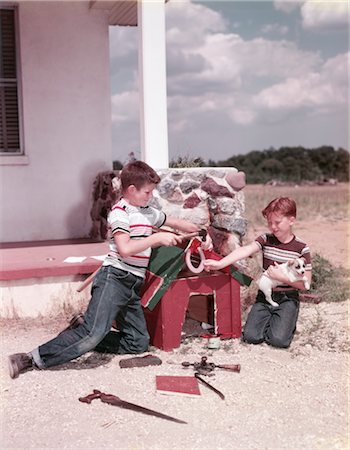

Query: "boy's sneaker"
<box><xmin>8</xmin><ymin>353</ymin><xmax>34</xmax><ymax>379</ymax></box>
<box><xmin>119</xmin><ymin>354</ymin><xmax>162</xmax><ymax>369</ymax></box>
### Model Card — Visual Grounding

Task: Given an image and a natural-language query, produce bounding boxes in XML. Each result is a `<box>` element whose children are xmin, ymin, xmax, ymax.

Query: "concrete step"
<box><xmin>0</xmin><ymin>240</ymin><xmax>106</xmax><ymax>318</ymax></box>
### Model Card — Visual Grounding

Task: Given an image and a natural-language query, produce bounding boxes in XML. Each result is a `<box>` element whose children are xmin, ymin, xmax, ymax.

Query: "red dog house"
<box><xmin>141</xmin><ymin>245</ymin><xmax>251</xmax><ymax>351</ymax></box>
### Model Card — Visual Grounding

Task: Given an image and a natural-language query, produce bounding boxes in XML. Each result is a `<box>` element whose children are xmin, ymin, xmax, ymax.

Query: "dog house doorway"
<box><xmin>184</xmin><ymin>294</ymin><xmax>215</xmax><ymax>336</ymax></box>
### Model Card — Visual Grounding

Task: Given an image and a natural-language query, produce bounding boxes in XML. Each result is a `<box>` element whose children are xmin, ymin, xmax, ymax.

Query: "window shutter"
<box><xmin>0</xmin><ymin>8</ymin><xmax>20</xmax><ymax>153</ymax></box>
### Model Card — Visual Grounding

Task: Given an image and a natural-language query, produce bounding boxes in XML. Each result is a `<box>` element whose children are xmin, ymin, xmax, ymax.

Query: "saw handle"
<box><xmin>78</xmin><ymin>389</ymin><xmax>102</xmax><ymax>403</ymax></box>
<box><xmin>79</xmin><ymin>390</ymin><xmax>124</xmax><ymax>406</ymax></box>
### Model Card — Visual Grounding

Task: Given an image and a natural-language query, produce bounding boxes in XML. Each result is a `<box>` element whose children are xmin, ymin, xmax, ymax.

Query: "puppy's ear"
<box><xmin>287</xmin><ymin>260</ymin><xmax>294</xmax><ymax>266</ymax></box>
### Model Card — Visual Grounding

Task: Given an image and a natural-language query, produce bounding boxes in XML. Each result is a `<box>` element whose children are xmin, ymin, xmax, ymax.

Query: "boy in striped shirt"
<box><xmin>204</xmin><ymin>197</ymin><xmax>312</xmax><ymax>348</ymax></box>
<box><xmin>9</xmin><ymin>161</ymin><xmax>210</xmax><ymax>378</ymax></box>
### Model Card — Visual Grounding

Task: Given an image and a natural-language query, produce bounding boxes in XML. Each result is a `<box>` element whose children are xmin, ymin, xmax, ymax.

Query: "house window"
<box><xmin>0</xmin><ymin>7</ymin><xmax>21</xmax><ymax>154</ymax></box>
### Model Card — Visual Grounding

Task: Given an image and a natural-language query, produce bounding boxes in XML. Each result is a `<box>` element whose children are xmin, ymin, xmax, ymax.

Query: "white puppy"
<box><xmin>257</xmin><ymin>257</ymin><xmax>310</xmax><ymax>307</ymax></box>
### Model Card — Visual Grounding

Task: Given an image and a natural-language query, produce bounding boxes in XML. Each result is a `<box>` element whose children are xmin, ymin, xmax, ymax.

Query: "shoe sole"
<box><xmin>8</xmin><ymin>356</ymin><xmax>19</xmax><ymax>379</ymax></box>
<box><xmin>119</xmin><ymin>355</ymin><xmax>162</xmax><ymax>369</ymax></box>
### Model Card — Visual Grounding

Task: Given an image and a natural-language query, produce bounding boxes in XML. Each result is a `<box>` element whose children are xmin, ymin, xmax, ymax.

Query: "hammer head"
<box><xmin>199</xmin><ymin>229</ymin><xmax>207</xmax><ymax>242</ymax></box>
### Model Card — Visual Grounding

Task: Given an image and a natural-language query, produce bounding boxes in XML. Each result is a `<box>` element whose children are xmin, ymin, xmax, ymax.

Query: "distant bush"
<box><xmin>209</xmin><ymin>146</ymin><xmax>349</xmax><ymax>184</ymax></box>
<box><xmin>170</xmin><ymin>156</ymin><xmax>205</xmax><ymax>168</ymax></box>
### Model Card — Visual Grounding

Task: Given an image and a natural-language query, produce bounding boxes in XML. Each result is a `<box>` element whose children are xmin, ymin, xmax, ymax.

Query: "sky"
<box><xmin>109</xmin><ymin>0</ymin><xmax>349</xmax><ymax>164</ymax></box>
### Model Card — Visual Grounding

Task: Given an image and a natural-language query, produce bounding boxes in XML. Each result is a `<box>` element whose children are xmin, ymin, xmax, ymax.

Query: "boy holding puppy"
<box><xmin>204</xmin><ymin>197</ymin><xmax>312</xmax><ymax>348</ymax></box>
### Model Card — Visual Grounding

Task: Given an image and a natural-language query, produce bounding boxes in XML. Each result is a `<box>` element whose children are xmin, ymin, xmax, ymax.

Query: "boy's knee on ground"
<box><xmin>119</xmin><ymin>334</ymin><xmax>149</xmax><ymax>354</ymax></box>
<box><xmin>242</xmin><ymin>329</ymin><xmax>264</xmax><ymax>345</ymax></box>
<box><xmin>133</xmin><ymin>335</ymin><xmax>149</xmax><ymax>353</ymax></box>
<box><xmin>265</xmin><ymin>331</ymin><xmax>292</xmax><ymax>348</ymax></box>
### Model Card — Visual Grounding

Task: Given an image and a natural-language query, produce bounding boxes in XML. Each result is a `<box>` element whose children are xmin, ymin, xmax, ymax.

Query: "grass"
<box><xmin>243</xmin><ymin>183</ymin><xmax>349</xmax><ymax>224</ymax></box>
<box><xmin>310</xmin><ymin>253</ymin><xmax>349</xmax><ymax>303</ymax></box>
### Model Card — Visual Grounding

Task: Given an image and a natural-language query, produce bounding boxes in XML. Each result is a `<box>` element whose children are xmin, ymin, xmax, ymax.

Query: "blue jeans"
<box><xmin>31</xmin><ymin>266</ymin><xmax>149</xmax><ymax>369</ymax></box>
<box><xmin>242</xmin><ymin>290</ymin><xmax>300</xmax><ymax>348</ymax></box>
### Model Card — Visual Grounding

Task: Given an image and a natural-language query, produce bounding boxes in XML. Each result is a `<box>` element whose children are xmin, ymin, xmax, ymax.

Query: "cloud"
<box><xmin>167</xmin><ymin>31</ymin><xmax>321</xmax><ymax>96</ymax></box>
<box><xmin>164</xmin><ymin>10</ymin><xmax>322</xmax><ymax>126</ymax></box>
<box><xmin>274</xmin><ymin>1</ymin><xmax>349</xmax><ymax>29</ymax></box>
<box><xmin>253</xmin><ymin>52</ymin><xmax>348</xmax><ymax>116</ymax></box>
<box><xmin>111</xmin><ymin>90</ymin><xmax>139</xmax><ymax>123</ymax></box>
<box><xmin>274</xmin><ymin>1</ymin><xmax>303</xmax><ymax>13</ymax></box>
<box><xmin>166</xmin><ymin>48</ymin><xmax>208</xmax><ymax>77</ymax></box>
<box><xmin>301</xmin><ymin>0</ymin><xmax>349</xmax><ymax>29</ymax></box>
<box><xmin>109</xmin><ymin>27</ymin><xmax>137</xmax><ymax>62</ymax></box>
<box><xmin>110</xmin><ymin>1</ymin><xmax>333</xmax><ymax>128</ymax></box>
<box><xmin>166</xmin><ymin>0</ymin><xmax>227</xmax><ymax>46</ymax></box>
<box><xmin>261</xmin><ymin>23</ymin><xmax>289</xmax><ymax>35</ymax></box>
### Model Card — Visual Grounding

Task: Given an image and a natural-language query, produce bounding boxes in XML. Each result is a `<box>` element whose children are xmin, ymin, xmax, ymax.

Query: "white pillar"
<box><xmin>138</xmin><ymin>0</ymin><xmax>169</xmax><ymax>169</ymax></box>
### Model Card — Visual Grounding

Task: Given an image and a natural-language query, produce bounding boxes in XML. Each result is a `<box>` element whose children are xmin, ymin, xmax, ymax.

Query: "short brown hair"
<box><xmin>120</xmin><ymin>160</ymin><xmax>161</xmax><ymax>192</ymax></box>
<box><xmin>262</xmin><ymin>197</ymin><xmax>297</xmax><ymax>219</ymax></box>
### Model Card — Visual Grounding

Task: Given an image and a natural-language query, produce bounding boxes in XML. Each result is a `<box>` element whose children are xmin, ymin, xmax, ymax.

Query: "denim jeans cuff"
<box><xmin>30</xmin><ymin>347</ymin><xmax>45</xmax><ymax>369</ymax></box>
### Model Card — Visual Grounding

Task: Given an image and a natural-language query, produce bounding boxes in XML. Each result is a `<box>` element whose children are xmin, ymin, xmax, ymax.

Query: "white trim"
<box><xmin>138</xmin><ymin>0</ymin><xmax>169</xmax><ymax>170</ymax></box>
<box><xmin>0</xmin><ymin>155</ymin><xmax>29</xmax><ymax>165</ymax></box>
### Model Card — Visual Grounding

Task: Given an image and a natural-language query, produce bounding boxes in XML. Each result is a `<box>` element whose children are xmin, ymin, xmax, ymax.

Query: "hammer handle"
<box><xmin>77</xmin><ymin>267</ymin><xmax>101</xmax><ymax>293</ymax></box>
<box><xmin>152</xmin><ymin>227</ymin><xmax>200</xmax><ymax>240</ymax></box>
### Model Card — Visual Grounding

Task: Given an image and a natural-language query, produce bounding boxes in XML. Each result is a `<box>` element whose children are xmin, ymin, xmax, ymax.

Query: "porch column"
<box><xmin>138</xmin><ymin>0</ymin><xmax>169</xmax><ymax>169</ymax></box>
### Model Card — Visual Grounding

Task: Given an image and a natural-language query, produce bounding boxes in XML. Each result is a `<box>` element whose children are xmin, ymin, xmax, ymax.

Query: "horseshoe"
<box><xmin>185</xmin><ymin>245</ymin><xmax>206</xmax><ymax>274</ymax></box>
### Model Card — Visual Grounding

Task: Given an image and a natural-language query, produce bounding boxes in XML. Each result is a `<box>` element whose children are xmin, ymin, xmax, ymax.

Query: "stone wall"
<box><xmin>89</xmin><ymin>167</ymin><xmax>247</xmax><ymax>256</ymax></box>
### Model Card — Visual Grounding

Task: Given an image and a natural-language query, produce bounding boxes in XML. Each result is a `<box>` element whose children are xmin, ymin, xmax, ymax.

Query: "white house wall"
<box><xmin>0</xmin><ymin>1</ymin><xmax>113</xmax><ymax>242</ymax></box>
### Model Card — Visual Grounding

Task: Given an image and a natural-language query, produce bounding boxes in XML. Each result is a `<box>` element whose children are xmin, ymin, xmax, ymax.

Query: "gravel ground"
<box><xmin>1</xmin><ymin>299</ymin><xmax>349</xmax><ymax>450</ymax></box>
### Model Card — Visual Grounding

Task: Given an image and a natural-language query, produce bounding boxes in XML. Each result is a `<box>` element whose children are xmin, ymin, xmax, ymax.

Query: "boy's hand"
<box><xmin>204</xmin><ymin>259</ymin><xmax>223</xmax><ymax>271</ymax></box>
<box><xmin>153</xmin><ymin>232</ymin><xmax>182</xmax><ymax>247</ymax></box>
<box><xmin>266</xmin><ymin>262</ymin><xmax>287</xmax><ymax>283</ymax></box>
<box><xmin>201</xmin><ymin>233</ymin><xmax>213</xmax><ymax>252</ymax></box>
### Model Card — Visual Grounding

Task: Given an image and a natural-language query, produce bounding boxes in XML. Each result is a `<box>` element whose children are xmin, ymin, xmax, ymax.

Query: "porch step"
<box><xmin>0</xmin><ymin>240</ymin><xmax>107</xmax><ymax>318</ymax></box>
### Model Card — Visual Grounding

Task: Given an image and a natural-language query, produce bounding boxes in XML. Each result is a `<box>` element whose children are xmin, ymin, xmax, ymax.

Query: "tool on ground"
<box><xmin>194</xmin><ymin>372</ymin><xmax>225</xmax><ymax>400</ymax></box>
<box><xmin>79</xmin><ymin>389</ymin><xmax>187</xmax><ymax>424</ymax></box>
<box><xmin>182</xmin><ymin>356</ymin><xmax>241</xmax><ymax>376</ymax></box>
<box><xmin>119</xmin><ymin>354</ymin><xmax>162</xmax><ymax>368</ymax></box>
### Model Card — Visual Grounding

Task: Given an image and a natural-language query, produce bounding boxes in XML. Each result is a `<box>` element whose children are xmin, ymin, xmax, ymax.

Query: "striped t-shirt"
<box><xmin>255</xmin><ymin>233</ymin><xmax>312</xmax><ymax>272</ymax></box>
<box><xmin>103</xmin><ymin>198</ymin><xmax>166</xmax><ymax>279</ymax></box>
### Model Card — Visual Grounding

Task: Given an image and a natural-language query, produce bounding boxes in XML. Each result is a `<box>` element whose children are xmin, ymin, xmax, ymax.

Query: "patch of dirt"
<box><xmin>1</xmin><ymin>298</ymin><xmax>349</xmax><ymax>450</ymax></box>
